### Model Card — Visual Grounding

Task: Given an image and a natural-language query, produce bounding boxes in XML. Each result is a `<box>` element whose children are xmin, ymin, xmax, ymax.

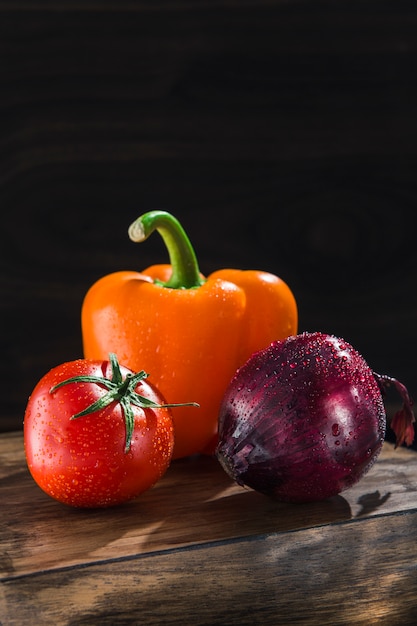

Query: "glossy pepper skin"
<box><xmin>82</xmin><ymin>211</ymin><xmax>297</xmax><ymax>459</ymax></box>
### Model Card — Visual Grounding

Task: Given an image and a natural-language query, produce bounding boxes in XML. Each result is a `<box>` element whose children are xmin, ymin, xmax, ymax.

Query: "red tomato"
<box><xmin>24</xmin><ymin>354</ymin><xmax>176</xmax><ymax>508</ymax></box>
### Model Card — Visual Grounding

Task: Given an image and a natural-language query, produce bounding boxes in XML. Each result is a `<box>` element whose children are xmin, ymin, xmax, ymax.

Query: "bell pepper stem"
<box><xmin>128</xmin><ymin>210</ymin><xmax>204</xmax><ymax>289</ymax></box>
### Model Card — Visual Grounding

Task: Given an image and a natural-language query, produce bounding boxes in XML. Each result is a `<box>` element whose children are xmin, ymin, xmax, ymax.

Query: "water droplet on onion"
<box><xmin>332</xmin><ymin>424</ymin><xmax>340</xmax><ymax>437</ymax></box>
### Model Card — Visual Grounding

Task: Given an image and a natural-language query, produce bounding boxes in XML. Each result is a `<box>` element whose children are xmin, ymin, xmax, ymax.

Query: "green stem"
<box><xmin>128</xmin><ymin>210</ymin><xmax>205</xmax><ymax>289</ymax></box>
<box><xmin>50</xmin><ymin>353</ymin><xmax>199</xmax><ymax>453</ymax></box>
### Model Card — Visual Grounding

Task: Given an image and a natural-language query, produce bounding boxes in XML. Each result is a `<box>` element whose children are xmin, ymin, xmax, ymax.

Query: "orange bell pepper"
<box><xmin>82</xmin><ymin>211</ymin><xmax>297</xmax><ymax>459</ymax></box>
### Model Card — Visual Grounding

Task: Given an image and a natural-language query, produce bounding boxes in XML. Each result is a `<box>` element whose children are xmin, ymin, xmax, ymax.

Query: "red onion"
<box><xmin>216</xmin><ymin>332</ymin><xmax>415</xmax><ymax>503</ymax></box>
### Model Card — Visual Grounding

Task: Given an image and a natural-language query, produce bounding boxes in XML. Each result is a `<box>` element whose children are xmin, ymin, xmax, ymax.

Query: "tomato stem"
<box><xmin>50</xmin><ymin>353</ymin><xmax>199</xmax><ymax>452</ymax></box>
<box><xmin>128</xmin><ymin>210</ymin><xmax>205</xmax><ymax>289</ymax></box>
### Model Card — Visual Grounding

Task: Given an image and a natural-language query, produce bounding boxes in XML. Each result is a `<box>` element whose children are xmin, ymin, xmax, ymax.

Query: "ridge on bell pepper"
<box><xmin>81</xmin><ymin>210</ymin><xmax>298</xmax><ymax>459</ymax></box>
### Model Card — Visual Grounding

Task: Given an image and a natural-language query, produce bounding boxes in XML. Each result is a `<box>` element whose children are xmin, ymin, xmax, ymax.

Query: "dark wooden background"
<box><xmin>1</xmin><ymin>1</ymin><xmax>416</xmax><ymax>447</ymax></box>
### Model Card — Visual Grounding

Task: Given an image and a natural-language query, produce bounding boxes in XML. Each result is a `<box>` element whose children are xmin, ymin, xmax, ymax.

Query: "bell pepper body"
<box><xmin>210</xmin><ymin>268</ymin><xmax>298</xmax><ymax>365</ymax></box>
<box><xmin>81</xmin><ymin>212</ymin><xmax>298</xmax><ymax>459</ymax></box>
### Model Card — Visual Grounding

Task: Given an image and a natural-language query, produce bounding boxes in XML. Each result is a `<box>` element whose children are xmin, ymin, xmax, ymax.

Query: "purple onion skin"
<box><xmin>216</xmin><ymin>332</ymin><xmax>388</xmax><ymax>503</ymax></box>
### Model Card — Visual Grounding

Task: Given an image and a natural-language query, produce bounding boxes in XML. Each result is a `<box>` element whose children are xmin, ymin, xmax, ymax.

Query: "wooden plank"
<box><xmin>1</xmin><ymin>432</ymin><xmax>417</xmax><ymax>580</ymax></box>
<box><xmin>2</xmin><ymin>510</ymin><xmax>417</xmax><ymax>625</ymax></box>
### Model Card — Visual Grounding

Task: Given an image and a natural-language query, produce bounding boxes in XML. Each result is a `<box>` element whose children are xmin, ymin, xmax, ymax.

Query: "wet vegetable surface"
<box><xmin>216</xmin><ymin>332</ymin><xmax>415</xmax><ymax>503</ymax></box>
<box><xmin>23</xmin><ymin>354</ymin><xmax>181</xmax><ymax>508</ymax></box>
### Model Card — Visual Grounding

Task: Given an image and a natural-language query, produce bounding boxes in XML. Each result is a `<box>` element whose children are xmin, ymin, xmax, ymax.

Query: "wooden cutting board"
<box><xmin>1</xmin><ymin>431</ymin><xmax>417</xmax><ymax>624</ymax></box>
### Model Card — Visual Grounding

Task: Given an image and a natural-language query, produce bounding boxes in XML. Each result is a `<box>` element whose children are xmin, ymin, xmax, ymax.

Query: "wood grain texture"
<box><xmin>1</xmin><ymin>1</ymin><xmax>417</xmax><ymax>437</ymax></box>
<box><xmin>4</xmin><ymin>515</ymin><xmax>417</xmax><ymax>625</ymax></box>
<box><xmin>1</xmin><ymin>432</ymin><xmax>417</xmax><ymax>624</ymax></box>
<box><xmin>1</xmin><ymin>433</ymin><xmax>416</xmax><ymax>578</ymax></box>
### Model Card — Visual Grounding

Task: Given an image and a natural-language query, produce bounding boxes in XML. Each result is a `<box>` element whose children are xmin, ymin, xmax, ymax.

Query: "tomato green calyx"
<box><xmin>49</xmin><ymin>353</ymin><xmax>199</xmax><ymax>453</ymax></box>
<box><xmin>128</xmin><ymin>210</ymin><xmax>205</xmax><ymax>289</ymax></box>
